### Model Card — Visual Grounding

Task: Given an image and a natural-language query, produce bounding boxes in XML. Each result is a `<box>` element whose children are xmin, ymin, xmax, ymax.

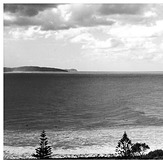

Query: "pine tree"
<box><xmin>115</xmin><ymin>131</ymin><xmax>133</xmax><ymax>158</ymax></box>
<box><xmin>32</xmin><ymin>130</ymin><xmax>52</xmax><ymax>159</ymax></box>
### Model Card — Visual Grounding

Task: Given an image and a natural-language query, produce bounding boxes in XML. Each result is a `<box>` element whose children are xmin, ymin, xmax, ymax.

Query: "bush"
<box><xmin>131</xmin><ymin>142</ymin><xmax>150</xmax><ymax>157</ymax></box>
<box><xmin>145</xmin><ymin>149</ymin><xmax>163</xmax><ymax>159</ymax></box>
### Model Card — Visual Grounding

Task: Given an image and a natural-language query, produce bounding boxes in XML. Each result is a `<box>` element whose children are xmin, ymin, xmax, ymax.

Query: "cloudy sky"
<box><xmin>4</xmin><ymin>3</ymin><xmax>163</xmax><ymax>71</ymax></box>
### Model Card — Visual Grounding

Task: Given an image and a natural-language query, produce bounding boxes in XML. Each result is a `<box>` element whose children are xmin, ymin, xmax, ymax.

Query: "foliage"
<box><xmin>32</xmin><ymin>130</ymin><xmax>52</xmax><ymax>159</ymax></box>
<box><xmin>115</xmin><ymin>131</ymin><xmax>133</xmax><ymax>158</ymax></box>
<box><xmin>131</xmin><ymin>142</ymin><xmax>150</xmax><ymax>156</ymax></box>
<box><xmin>145</xmin><ymin>149</ymin><xmax>163</xmax><ymax>159</ymax></box>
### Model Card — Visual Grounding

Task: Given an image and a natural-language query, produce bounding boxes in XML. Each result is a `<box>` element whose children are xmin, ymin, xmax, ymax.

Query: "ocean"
<box><xmin>4</xmin><ymin>72</ymin><xmax>163</xmax><ymax>157</ymax></box>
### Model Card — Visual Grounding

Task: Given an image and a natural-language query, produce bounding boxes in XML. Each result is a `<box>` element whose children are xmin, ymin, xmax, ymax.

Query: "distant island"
<box><xmin>4</xmin><ymin>66</ymin><xmax>78</xmax><ymax>73</ymax></box>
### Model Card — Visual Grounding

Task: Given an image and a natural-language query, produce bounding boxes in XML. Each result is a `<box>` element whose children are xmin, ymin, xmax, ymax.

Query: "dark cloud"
<box><xmin>73</xmin><ymin>16</ymin><xmax>115</xmax><ymax>28</ymax></box>
<box><xmin>4</xmin><ymin>14</ymin><xmax>115</xmax><ymax>31</ymax></box>
<box><xmin>3</xmin><ymin>4</ymin><xmax>151</xmax><ymax>31</ymax></box>
<box><xmin>4</xmin><ymin>4</ymin><xmax>58</xmax><ymax>17</ymax></box>
<box><xmin>37</xmin><ymin>15</ymin><xmax>115</xmax><ymax>31</ymax></box>
<box><xmin>4</xmin><ymin>4</ymin><xmax>116</xmax><ymax>31</ymax></box>
<box><xmin>98</xmin><ymin>4</ymin><xmax>146</xmax><ymax>15</ymax></box>
<box><xmin>4</xmin><ymin>16</ymin><xmax>37</xmax><ymax>27</ymax></box>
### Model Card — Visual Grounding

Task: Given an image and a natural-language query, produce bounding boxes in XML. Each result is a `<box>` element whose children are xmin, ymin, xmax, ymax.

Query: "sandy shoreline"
<box><xmin>4</xmin><ymin>146</ymin><xmax>34</xmax><ymax>159</ymax></box>
<box><xmin>4</xmin><ymin>146</ymin><xmax>114</xmax><ymax>159</ymax></box>
<box><xmin>4</xmin><ymin>126</ymin><xmax>163</xmax><ymax>159</ymax></box>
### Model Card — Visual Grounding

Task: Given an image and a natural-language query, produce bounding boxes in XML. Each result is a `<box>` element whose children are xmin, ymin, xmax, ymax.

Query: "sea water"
<box><xmin>4</xmin><ymin>72</ymin><xmax>163</xmax><ymax>156</ymax></box>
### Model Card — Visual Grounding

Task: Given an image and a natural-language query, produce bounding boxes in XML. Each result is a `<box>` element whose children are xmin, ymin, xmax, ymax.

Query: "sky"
<box><xmin>3</xmin><ymin>3</ymin><xmax>163</xmax><ymax>71</ymax></box>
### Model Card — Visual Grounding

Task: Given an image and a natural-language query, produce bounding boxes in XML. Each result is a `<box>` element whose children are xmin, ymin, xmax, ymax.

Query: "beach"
<box><xmin>4</xmin><ymin>126</ymin><xmax>163</xmax><ymax>159</ymax></box>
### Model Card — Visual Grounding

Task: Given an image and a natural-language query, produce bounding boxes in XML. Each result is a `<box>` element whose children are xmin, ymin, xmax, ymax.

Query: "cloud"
<box><xmin>4</xmin><ymin>26</ymin><xmax>52</xmax><ymax>40</ymax></box>
<box><xmin>66</xmin><ymin>4</ymin><xmax>114</xmax><ymax>27</ymax></box>
<box><xmin>4</xmin><ymin>2</ymin><xmax>163</xmax><ymax>59</ymax></box>
<box><xmin>4</xmin><ymin>4</ymin><xmax>160</xmax><ymax>30</ymax></box>
<box><xmin>4</xmin><ymin>4</ymin><xmax>115</xmax><ymax>31</ymax></box>
<box><xmin>4</xmin><ymin>4</ymin><xmax>160</xmax><ymax>32</ymax></box>
<box><xmin>69</xmin><ymin>27</ymin><xmax>124</xmax><ymax>52</ymax></box>
<box><xmin>66</xmin><ymin>21</ymin><xmax>163</xmax><ymax>62</ymax></box>
<box><xmin>97</xmin><ymin>4</ymin><xmax>163</xmax><ymax>26</ymax></box>
<box><xmin>4</xmin><ymin>15</ymin><xmax>37</xmax><ymax>27</ymax></box>
<box><xmin>4</xmin><ymin>4</ymin><xmax>58</xmax><ymax>17</ymax></box>
<box><xmin>98</xmin><ymin>4</ymin><xmax>146</xmax><ymax>15</ymax></box>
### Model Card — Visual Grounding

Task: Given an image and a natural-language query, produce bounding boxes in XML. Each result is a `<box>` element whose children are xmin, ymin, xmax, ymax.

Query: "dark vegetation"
<box><xmin>32</xmin><ymin>130</ymin><xmax>163</xmax><ymax>160</ymax></box>
<box><xmin>145</xmin><ymin>149</ymin><xmax>163</xmax><ymax>159</ymax></box>
<box><xmin>32</xmin><ymin>130</ymin><xmax>52</xmax><ymax>159</ymax></box>
<box><xmin>4</xmin><ymin>66</ymin><xmax>77</xmax><ymax>72</ymax></box>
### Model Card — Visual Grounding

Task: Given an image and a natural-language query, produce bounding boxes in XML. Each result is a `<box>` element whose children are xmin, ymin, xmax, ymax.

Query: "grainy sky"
<box><xmin>4</xmin><ymin>3</ymin><xmax>163</xmax><ymax>71</ymax></box>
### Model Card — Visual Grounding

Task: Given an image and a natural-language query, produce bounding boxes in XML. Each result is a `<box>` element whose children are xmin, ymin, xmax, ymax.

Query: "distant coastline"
<box><xmin>4</xmin><ymin>66</ymin><xmax>78</xmax><ymax>73</ymax></box>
